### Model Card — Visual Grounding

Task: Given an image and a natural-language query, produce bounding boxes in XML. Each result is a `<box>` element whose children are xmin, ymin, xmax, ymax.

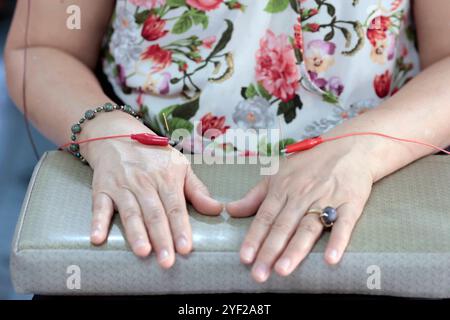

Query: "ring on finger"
<box><xmin>306</xmin><ymin>206</ymin><xmax>337</xmax><ymax>228</ymax></box>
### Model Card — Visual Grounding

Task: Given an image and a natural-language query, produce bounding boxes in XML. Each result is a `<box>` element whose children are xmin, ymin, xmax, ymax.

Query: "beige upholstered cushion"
<box><xmin>10</xmin><ymin>151</ymin><xmax>450</xmax><ymax>297</ymax></box>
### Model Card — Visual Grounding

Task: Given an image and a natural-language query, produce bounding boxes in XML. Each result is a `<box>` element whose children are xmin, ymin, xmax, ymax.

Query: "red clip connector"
<box><xmin>130</xmin><ymin>133</ymin><xmax>170</xmax><ymax>146</ymax></box>
<box><xmin>283</xmin><ymin>136</ymin><xmax>324</xmax><ymax>154</ymax></box>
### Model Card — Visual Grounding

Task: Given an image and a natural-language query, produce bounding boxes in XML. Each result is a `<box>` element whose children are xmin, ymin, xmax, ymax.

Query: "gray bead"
<box><xmin>69</xmin><ymin>144</ymin><xmax>80</xmax><ymax>153</ymax></box>
<box><xmin>124</xmin><ymin>105</ymin><xmax>133</xmax><ymax>113</ymax></box>
<box><xmin>84</xmin><ymin>110</ymin><xmax>95</xmax><ymax>120</ymax></box>
<box><xmin>104</xmin><ymin>103</ymin><xmax>114</xmax><ymax>112</ymax></box>
<box><xmin>71</xmin><ymin>124</ymin><xmax>81</xmax><ymax>134</ymax></box>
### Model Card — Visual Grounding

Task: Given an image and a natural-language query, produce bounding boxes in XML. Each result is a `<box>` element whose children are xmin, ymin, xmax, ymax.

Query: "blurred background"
<box><xmin>0</xmin><ymin>0</ymin><xmax>54</xmax><ymax>299</ymax></box>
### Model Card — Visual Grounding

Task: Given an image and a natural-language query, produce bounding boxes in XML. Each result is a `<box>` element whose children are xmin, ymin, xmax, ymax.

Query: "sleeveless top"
<box><xmin>102</xmin><ymin>0</ymin><xmax>420</xmax><ymax>155</ymax></box>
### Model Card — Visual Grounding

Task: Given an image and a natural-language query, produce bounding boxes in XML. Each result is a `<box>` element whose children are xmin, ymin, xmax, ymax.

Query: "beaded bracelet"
<box><xmin>67</xmin><ymin>102</ymin><xmax>142</xmax><ymax>163</ymax></box>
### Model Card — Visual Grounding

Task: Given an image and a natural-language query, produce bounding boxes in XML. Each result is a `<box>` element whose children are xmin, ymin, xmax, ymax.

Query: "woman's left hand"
<box><xmin>226</xmin><ymin>138</ymin><xmax>376</xmax><ymax>282</ymax></box>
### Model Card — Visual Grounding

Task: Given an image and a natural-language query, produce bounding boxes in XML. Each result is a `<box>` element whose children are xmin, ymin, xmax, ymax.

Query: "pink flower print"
<box><xmin>186</xmin><ymin>0</ymin><xmax>223</xmax><ymax>11</ymax></box>
<box><xmin>255</xmin><ymin>30</ymin><xmax>300</xmax><ymax>102</ymax></box>
<box><xmin>202</xmin><ymin>36</ymin><xmax>217</xmax><ymax>49</ymax></box>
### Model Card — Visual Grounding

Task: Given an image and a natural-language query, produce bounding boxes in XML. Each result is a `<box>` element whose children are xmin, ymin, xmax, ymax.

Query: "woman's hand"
<box><xmin>226</xmin><ymin>138</ymin><xmax>375</xmax><ymax>282</ymax></box>
<box><xmin>82</xmin><ymin>112</ymin><xmax>223</xmax><ymax>268</ymax></box>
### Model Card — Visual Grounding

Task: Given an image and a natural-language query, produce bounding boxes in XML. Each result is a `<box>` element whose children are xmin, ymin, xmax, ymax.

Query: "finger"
<box><xmin>113</xmin><ymin>190</ymin><xmax>151</xmax><ymax>258</ymax></box>
<box><xmin>140</xmin><ymin>187</ymin><xmax>176</xmax><ymax>268</ymax></box>
<box><xmin>251</xmin><ymin>199</ymin><xmax>310</xmax><ymax>282</ymax></box>
<box><xmin>159</xmin><ymin>182</ymin><xmax>192</xmax><ymax>256</ymax></box>
<box><xmin>90</xmin><ymin>192</ymin><xmax>114</xmax><ymax>245</ymax></box>
<box><xmin>185</xmin><ymin>166</ymin><xmax>223</xmax><ymax>216</ymax></box>
<box><xmin>239</xmin><ymin>188</ymin><xmax>286</xmax><ymax>265</ymax></box>
<box><xmin>274</xmin><ymin>200</ymin><xmax>331</xmax><ymax>276</ymax></box>
<box><xmin>324</xmin><ymin>203</ymin><xmax>363</xmax><ymax>265</ymax></box>
<box><xmin>226</xmin><ymin>178</ymin><xmax>269</xmax><ymax>218</ymax></box>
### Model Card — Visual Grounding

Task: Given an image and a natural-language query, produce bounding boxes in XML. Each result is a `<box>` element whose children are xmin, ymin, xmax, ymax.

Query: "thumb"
<box><xmin>185</xmin><ymin>166</ymin><xmax>223</xmax><ymax>216</ymax></box>
<box><xmin>226</xmin><ymin>178</ymin><xmax>269</xmax><ymax>218</ymax></box>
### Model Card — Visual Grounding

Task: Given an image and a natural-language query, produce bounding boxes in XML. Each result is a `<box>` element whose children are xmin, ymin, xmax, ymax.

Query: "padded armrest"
<box><xmin>10</xmin><ymin>151</ymin><xmax>450</xmax><ymax>297</ymax></box>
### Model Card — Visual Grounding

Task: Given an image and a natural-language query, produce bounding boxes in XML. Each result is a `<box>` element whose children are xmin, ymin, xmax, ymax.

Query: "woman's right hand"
<box><xmin>81</xmin><ymin>111</ymin><xmax>223</xmax><ymax>268</ymax></box>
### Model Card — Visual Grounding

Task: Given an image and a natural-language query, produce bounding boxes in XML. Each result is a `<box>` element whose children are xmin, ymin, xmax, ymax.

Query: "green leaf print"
<box><xmin>264</xmin><ymin>0</ymin><xmax>289</xmax><ymax>13</ymax></box>
<box><xmin>277</xmin><ymin>95</ymin><xmax>302</xmax><ymax>124</ymax></box>
<box><xmin>289</xmin><ymin>0</ymin><xmax>299</xmax><ymax>12</ymax></box>
<box><xmin>172</xmin><ymin>11</ymin><xmax>193</xmax><ymax>34</ymax></box>
<box><xmin>172</xmin><ymin>97</ymin><xmax>200</xmax><ymax>119</ymax></box>
<box><xmin>167</xmin><ymin>117</ymin><xmax>194</xmax><ymax>134</ymax></box>
<box><xmin>191</xmin><ymin>10</ymin><xmax>209</xmax><ymax>29</ymax></box>
<box><xmin>135</xmin><ymin>9</ymin><xmax>150</xmax><ymax>24</ymax></box>
<box><xmin>167</xmin><ymin>0</ymin><xmax>186</xmax><ymax>7</ymax></box>
<box><xmin>245</xmin><ymin>84</ymin><xmax>258</xmax><ymax>99</ymax></box>
<box><xmin>256</xmin><ymin>83</ymin><xmax>272</xmax><ymax>101</ymax></box>
<box><xmin>206</xmin><ymin>19</ymin><xmax>234</xmax><ymax>60</ymax></box>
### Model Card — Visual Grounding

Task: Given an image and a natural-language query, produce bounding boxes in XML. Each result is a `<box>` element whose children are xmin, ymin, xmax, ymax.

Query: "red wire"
<box><xmin>321</xmin><ymin>132</ymin><xmax>450</xmax><ymax>155</ymax></box>
<box><xmin>60</xmin><ymin>131</ymin><xmax>450</xmax><ymax>156</ymax></box>
<box><xmin>59</xmin><ymin>134</ymin><xmax>133</xmax><ymax>149</ymax></box>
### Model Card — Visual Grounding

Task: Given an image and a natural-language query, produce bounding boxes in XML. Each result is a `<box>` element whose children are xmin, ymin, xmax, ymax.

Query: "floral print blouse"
<box><xmin>103</xmin><ymin>0</ymin><xmax>420</xmax><ymax>155</ymax></box>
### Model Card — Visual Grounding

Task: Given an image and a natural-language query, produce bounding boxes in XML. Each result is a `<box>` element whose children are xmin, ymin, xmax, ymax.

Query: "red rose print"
<box><xmin>141</xmin><ymin>14</ymin><xmax>168</xmax><ymax>41</ymax></box>
<box><xmin>367</xmin><ymin>16</ymin><xmax>391</xmax><ymax>47</ymax></box>
<box><xmin>197</xmin><ymin>113</ymin><xmax>230</xmax><ymax>140</ymax></box>
<box><xmin>186</xmin><ymin>0</ymin><xmax>223</xmax><ymax>11</ymax></box>
<box><xmin>305</xmin><ymin>23</ymin><xmax>320</xmax><ymax>33</ymax></box>
<box><xmin>141</xmin><ymin>44</ymin><xmax>173</xmax><ymax>71</ymax></box>
<box><xmin>373</xmin><ymin>70</ymin><xmax>392</xmax><ymax>98</ymax></box>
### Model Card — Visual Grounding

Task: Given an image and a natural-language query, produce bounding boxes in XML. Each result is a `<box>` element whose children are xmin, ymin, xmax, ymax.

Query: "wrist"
<box><xmin>320</xmin><ymin>131</ymin><xmax>383</xmax><ymax>182</ymax></box>
<box><xmin>78</xmin><ymin>111</ymin><xmax>152</xmax><ymax>165</ymax></box>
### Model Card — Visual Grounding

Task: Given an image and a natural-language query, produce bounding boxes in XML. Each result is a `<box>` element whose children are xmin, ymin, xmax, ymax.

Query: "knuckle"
<box><xmin>145</xmin><ymin>211</ymin><xmax>165</xmax><ymax>226</ymax></box>
<box><xmin>122</xmin><ymin>208</ymin><xmax>141</xmax><ymax>222</ymax></box>
<box><xmin>271</xmin><ymin>219</ymin><xmax>292</xmax><ymax>233</ymax></box>
<box><xmin>254</xmin><ymin>210</ymin><xmax>277</xmax><ymax>227</ymax></box>
<box><xmin>91</xmin><ymin>192</ymin><xmax>110</xmax><ymax>212</ymax></box>
<box><xmin>145</xmin><ymin>199</ymin><xmax>163</xmax><ymax>214</ymax></box>
<box><xmin>145</xmin><ymin>213</ymin><xmax>163</xmax><ymax>225</ymax></box>
<box><xmin>166</xmin><ymin>205</ymin><xmax>184</xmax><ymax>219</ymax></box>
<box><xmin>269</xmin><ymin>189</ymin><xmax>286</xmax><ymax>203</ymax></box>
<box><xmin>298</xmin><ymin>220</ymin><xmax>321</xmax><ymax>235</ymax></box>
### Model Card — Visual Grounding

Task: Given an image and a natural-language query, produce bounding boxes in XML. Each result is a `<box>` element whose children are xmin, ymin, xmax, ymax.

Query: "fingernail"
<box><xmin>327</xmin><ymin>249</ymin><xmax>339</xmax><ymax>264</ymax></box>
<box><xmin>158</xmin><ymin>249</ymin><xmax>170</xmax><ymax>262</ymax></box>
<box><xmin>91</xmin><ymin>225</ymin><xmax>102</xmax><ymax>238</ymax></box>
<box><xmin>253</xmin><ymin>263</ymin><xmax>269</xmax><ymax>282</ymax></box>
<box><xmin>176</xmin><ymin>235</ymin><xmax>188</xmax><ymax>251</ymax></box>
<box><xmin>240</xmin><ymin>246</ymin><xmax>255</xmax><ymax>263</ymax></box>
<box><xmin>275</xmin><ymin>258</ymin><xmax>291</xmax><ymax>274</ymax></box>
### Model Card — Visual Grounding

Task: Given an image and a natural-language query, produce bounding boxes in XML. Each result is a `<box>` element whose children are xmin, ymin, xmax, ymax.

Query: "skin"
<box><xmin>4</xmin><ymin>0</ymin><xmax>223</xmax><ymax>269</ymax></box>
<box><xmin>5</xmin><ymin>0</ymin><xmax>450</xmax><ymax>280</ymax></box>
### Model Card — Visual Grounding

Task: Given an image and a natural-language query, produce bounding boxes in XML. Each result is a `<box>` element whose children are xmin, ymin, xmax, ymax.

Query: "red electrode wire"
<box><xmin>60</xmin><ymin>131</ymin><xmax>450</xmax><ymax>155</ymax></box>
<box><xmin>59</xmin><ymin>133</ymin><xmax>171</xmax><ymax>150</ymax></box>
<box><xmin>282</xmin><ymin>131</ymin><xmax>450</xmax><ymax>155</ymax></box>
